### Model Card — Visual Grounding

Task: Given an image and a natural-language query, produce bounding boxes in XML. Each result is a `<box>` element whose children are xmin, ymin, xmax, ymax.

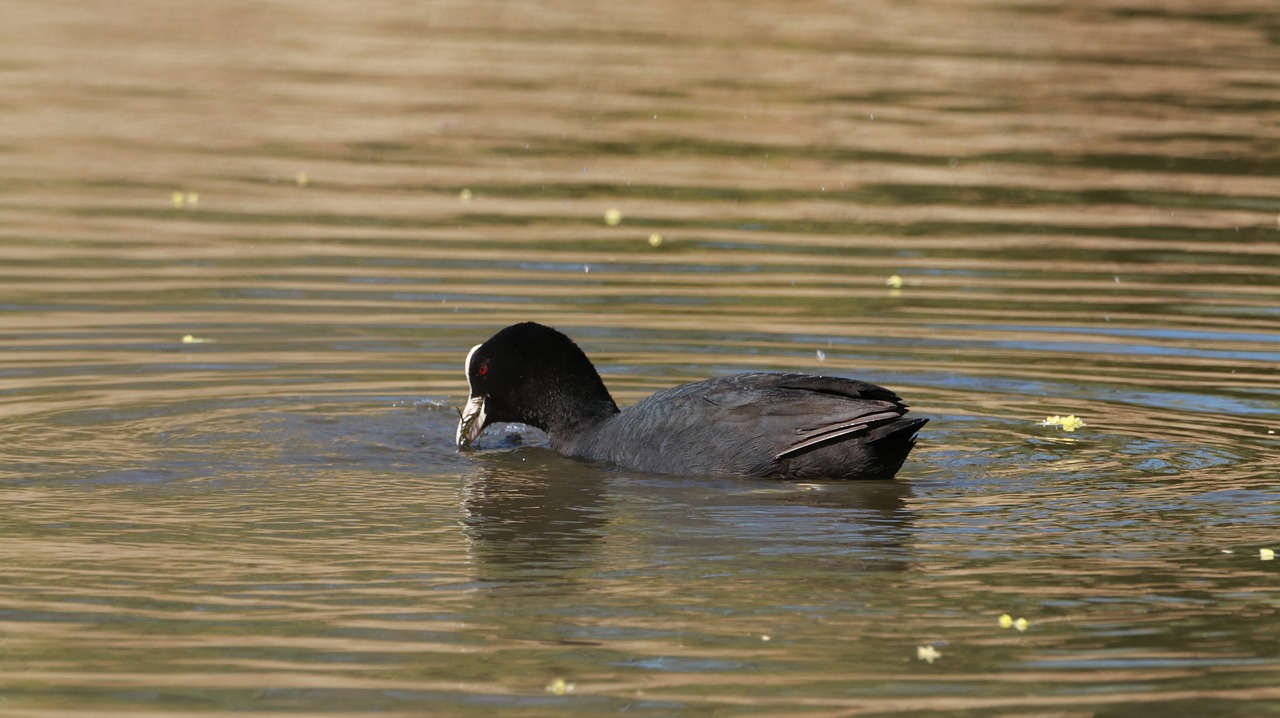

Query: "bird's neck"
<box><xmin>541</xmin><ymin>392</ymin><xmax>619</xmax><ymax>449</ymax></box>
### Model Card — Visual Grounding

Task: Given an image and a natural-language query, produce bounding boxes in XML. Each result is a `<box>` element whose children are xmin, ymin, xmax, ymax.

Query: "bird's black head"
<box><xmin>457</xmin><ymin>322</ymin><xmax>619</xmax><ymax>448</ymax></box>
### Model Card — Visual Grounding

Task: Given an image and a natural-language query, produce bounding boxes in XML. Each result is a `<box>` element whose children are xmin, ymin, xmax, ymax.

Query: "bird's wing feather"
<box><xmin>773</xmin><ymin>408</ymin><xmax>906</xmax><ymax>460</ymax></box>
<box><xmin>583</xmin><ymin>373</ymin><xmax>914</xmax><ymax>476</ymax></box>
<box><xmin>690</xmin><ymin>374</ymin><xmax>912</xmax><ymax>462</ymax></box>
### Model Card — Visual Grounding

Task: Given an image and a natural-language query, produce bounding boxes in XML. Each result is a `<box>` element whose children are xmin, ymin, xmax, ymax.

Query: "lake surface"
<box><xmin>3</xmin><ymin>0</ymin><xmax>1279</xmax><ymax>715</ymax></box>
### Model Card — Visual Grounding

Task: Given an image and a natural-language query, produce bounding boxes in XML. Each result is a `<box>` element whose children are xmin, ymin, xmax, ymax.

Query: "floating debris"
<box><xmin>604</xmin><ymin>208</ymin><xmax>623</xmax><ymax>226</ymax></box>
<box><xmin>1262</xmin><ymin>548</ymin><xmax>1275</xmax><ymax>561</ymax></box>
<box><xmin>459</xmin><ymin>188</ymin><xmax>473</xmax><ymax>203</ymax></box>
<box><xmin>296</xmin><ymin>172</ymin><xmax>310</xmax><ymax>187</ymax></box>
<box><xmin>545</xmin><ymin>678</ymin><xmax>574</xmax><ymax>695</ymax></box>
<box><xmin>181</xmin><ymin>334</ymin><xmax>214</xmax><ymax>344</ymax></box>
<box><xmin>171</xmin><ymin>191</ymin><xmax>200</xmax><ymax>208</ymax></box>
<box><xmin>648</xmin><ymin>232</ymin><xmax>663</xmax><ymax>247</ymax></box>
<box><xmin>1040</xmin><ymin>415</ymin><xmax>1086</xmax><ymax>432</ymax></box>
<box><xmin>999</xmin><ymin>613</ymin><xmax>1029</xmax><ymax>631</ymax></box>
<box><xmin>916</xmin><ymin>645</ymin><xmax>941</xmax><ymax>664</ymax></box>
<box><xmin>885</xmin><ymin>274</ymin><xmax>904</xmax><ymax>289</ymax></box>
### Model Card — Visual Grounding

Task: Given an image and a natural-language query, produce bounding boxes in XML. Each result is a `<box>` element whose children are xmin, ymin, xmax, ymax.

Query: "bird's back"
<box><xmin>564</xmin><ymin>373</ymin><xmax>926</xmax><ymax>480</ymax></box>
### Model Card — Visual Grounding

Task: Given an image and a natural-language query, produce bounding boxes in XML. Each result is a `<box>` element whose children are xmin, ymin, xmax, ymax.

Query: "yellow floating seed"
<box><xmin>545</xmin><ymin>678</ymin><xmax>573</xmax><ymax>695</ymax></box>
<box><xmin>1041</xmin><ymin>415</ymin><xmax>1086</xmax><ymax>431</ymax></box>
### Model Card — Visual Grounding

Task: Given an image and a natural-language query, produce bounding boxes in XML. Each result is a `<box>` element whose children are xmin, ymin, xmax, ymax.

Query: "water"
<box><xmin>3</xmin><ymin>0</ymin><xmax>1280</xmax><ymax>715</ymax></box>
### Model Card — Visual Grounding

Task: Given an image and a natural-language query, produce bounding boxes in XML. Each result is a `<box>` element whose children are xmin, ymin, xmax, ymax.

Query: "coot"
<box><xmin>456</xmin><ymin>322</ymin><xmax>926</xmax><ymax>480</ymax></box>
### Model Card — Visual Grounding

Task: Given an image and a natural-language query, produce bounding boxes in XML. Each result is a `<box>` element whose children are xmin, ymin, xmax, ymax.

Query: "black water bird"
<box><xmin>456</xmin><ymin>322</ymin><xmax>926</xmax><ymax>480</ymax></box>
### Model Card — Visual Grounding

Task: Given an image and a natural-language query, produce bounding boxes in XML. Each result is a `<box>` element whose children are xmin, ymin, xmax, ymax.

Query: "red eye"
<box><xmin>478</xmin><ymin>363</ymin><xmax>488</xmax><ymax>376</ymax></box>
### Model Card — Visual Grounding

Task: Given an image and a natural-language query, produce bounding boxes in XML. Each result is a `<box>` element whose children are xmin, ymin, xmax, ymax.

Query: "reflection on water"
<box><xmin>462</xmin><ymin>448</ymin><xmax>612</xmax><ymax>576</ymax></box>
<box><xmin>3</xmin><ymin>0</ymin><xmax>1280</xmax><ymax>714</ymax></box>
